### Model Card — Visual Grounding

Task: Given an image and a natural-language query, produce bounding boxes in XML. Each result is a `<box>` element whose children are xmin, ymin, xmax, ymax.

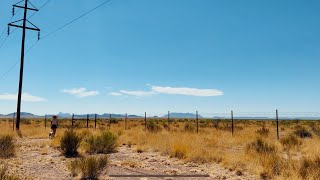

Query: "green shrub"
<box><xmin>85</xmin><ymin>131</ymin><xmax>117</xmax><ymax>154</ymax></box>
<box><xmin>60</xmin><ymin>129</ymin><xmax>82</xmax><ymax>157</ymax></box>
<box><xmin>0</xmin><ymin>135</ymin><xmax>15</xmax><ymax>158</ymax></box>
<box><xmin>146</xmin><ymin>120</ymin><xmax>161</xmax><ymax>133</ymax></box>
<box><xmin>246</xmin><ymin>138</ymin><xmax>275</xmax><ymax>154</ymax></box>
<box><xmin>280</xmin><ymin>134</ymin><xmax>302</xmax><ymax>151</ymax></box>
<box><xmin>68</xmin><ymin>155</ymin><xmax>108</xmax><ymax>179</ymax></box>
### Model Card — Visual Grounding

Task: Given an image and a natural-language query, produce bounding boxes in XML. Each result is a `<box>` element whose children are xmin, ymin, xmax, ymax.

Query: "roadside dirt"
<box><xmin>4</xmin><ymin>138</ymin><xmax>257</xmax><ymax>180</ymax></box>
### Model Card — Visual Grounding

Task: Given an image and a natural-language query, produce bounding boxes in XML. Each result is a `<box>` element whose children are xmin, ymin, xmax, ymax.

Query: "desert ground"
<box><xmin>0</xmin><ymin>118</ymin><xmax>319</xmax><ymax>180</ymax></box>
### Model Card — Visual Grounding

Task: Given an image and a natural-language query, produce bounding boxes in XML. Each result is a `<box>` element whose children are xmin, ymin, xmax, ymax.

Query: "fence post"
<box><xmin>144</xmin><ymin>112</ymin><xmax>147</xmax><ymax>129</ymax></box>
<box><xmin>231</xmin><ymin>110</ymin><xmax>234</xmax><ymax>136</ymax></box>
<box><xmin>109</xmin><ymin>114</ymin><xmax>112</xmax><ymax>128</ymax></box>
<box><xmin>125</xmin><ymin>113</ymin><xmax>128</xmax><ymax>130</ymax></box>
<box><xmin>94</xmin><ymin>114</ymin><xmax>97</xmax><ymax>129</ymax></box>
<box><xmin>168</xmin><ymin>111</ymin><xmax>170</xmax><ymax>131</ymax></box>
<box><xmin>196</xmin><ymin>111</ymin><xmax>199</xmax><ymax>133</ymax></box>
<box><xmin>72</xmin><ymin>113</ymin><xmax>74</xmax><ymax>127</ymax></box>
<box><xmin>87</xmin><ymin>114</ymin><xmax>89</xmax><ymax>128</ymax></box>
<box><xmin>12</xmin><ymin>112</ymin><xmax>15</xmax><ymax>131</ymax></box>
<box><xmin>276</xmin><ymin>109</ymin><xmax>279</xmax><ymax>140</ymax></box>
<box><xmin>45</xmin><ymin>114</ymin><xmax>47</xmax><ymax>129</ymax></box>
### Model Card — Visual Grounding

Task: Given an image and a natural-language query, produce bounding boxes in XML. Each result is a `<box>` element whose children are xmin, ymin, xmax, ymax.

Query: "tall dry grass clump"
<box><xmin>280</xmin><ymin>134</ymin><xmax>302</xmax><ymax>152</ymax></box>
<box><xmin>60</xmin><ymin>129</ymin><xmax>82</xmax><ymax>157</ymax></box>
<box><xmin>299</xmin><ymin>156</ymin><xmax>320</xmax><ymax>179</ymax></box>
<box><xmin>246</xmin><ymin>138</ymin><xmax>275</xmax><ymax>154</ymax></box>
<box><xmin>68</xmin><ymin>155</ymin><xmax>108</xmax><ymax>179</ymax></box>
<box><xmin>293</xmin><ymin>126</ymin><xmax>312</xmax><ymax>138</ymax></box>
<box><xmin>85</xmin><ymin>131</ymin><xmax>117</xmax><ymax>154</ymax></box>
<box><xmin>0</xmin><ymin>135</ymin><xmax>15</xmax><ymax>158</ymax></box>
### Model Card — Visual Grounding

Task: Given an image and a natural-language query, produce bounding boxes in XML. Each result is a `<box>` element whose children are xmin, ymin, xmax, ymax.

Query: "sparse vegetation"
<box><xmin>294</xmin><ymin>126</ymin><xmax>312</xmax><ymax>138</ymax></box>
<box><xmin>146</xmin><ymin>120</ymin><xmax>161</xmax><ymax>133</ymax></box>
<box><xmin>256</xmin><ymin>126</ymin><xmax>270</xmax><ymax>137</ymax></box>
<box><xmin>280</xmin><ymin>134</ymin><xmax>302</xmax><ymax>152</ymax></box>
<box><xmin>246</xmin><ymin>138</ymin><xmax>275</xmax><ymax>154</ymax></box>
<box><xmin>0</xmin><ymin>135</ymin><xmax>15</xmax><ymax>158</ymax></box>
<box><xmin>68</xmin><ymin>155</ymin><xmax>108</xmax><ymax>179</ymax></box>
<box><xmin>60</xmin><ymin>129</ymin><xmax>82</xmax><ymax>157</ymax></box>
<box><xmin>85</xmin><ymin>131</ymin><xmax>117</xmax><ymax>154</ymax></box>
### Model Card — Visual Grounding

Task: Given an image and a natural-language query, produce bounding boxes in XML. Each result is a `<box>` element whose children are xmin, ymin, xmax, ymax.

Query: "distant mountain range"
<box><xmin>0</xmin><ymin>112</ymin><xmax>319</xmax><ymax>120</ymax></box>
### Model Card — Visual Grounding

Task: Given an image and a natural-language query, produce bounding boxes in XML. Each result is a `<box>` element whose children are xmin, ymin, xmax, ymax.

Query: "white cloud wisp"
<box><xmin>62</xmin><ymin>88</ymin><xmax>99</xmax><ymax>98</ymax></box>
<box><xmin>0</xmin><ymin>93</ymin><xmax>47</xmax><ymax>102</ymax></box>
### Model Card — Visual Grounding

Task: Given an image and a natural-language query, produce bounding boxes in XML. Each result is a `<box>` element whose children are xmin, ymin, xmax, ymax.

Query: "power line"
<box><xmin>0</xmin><ymin>0</ymin><xmax>112</xmax><ymax>81</ymax></box>
<box><xmin>0</xmin><ymin>8</ymin><xmax>22</xmax><ymax>43</ymax></box>
<box><xmin>42</xmin><ymin>0</ymin><xmax>111</xmax><ymax>39</ymax></box>
<box><xmin>28</xmin><ymin>0</ymin><xmax>53</xmax><ymax>19</ymax></box>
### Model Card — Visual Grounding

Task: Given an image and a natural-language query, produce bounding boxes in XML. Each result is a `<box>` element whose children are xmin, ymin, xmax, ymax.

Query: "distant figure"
<box><xmin>50</xmin><ymin>115</ymin><xmax>59</xmax><ymax>139</ymax></box>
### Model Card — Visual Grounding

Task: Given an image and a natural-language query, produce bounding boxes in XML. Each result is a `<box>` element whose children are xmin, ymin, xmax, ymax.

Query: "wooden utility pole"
<box><xmin>8</xmin><ymin>0</ymin><xmax>40</xmax><ymax>130</ymax></box>
<box><xmin>231</xmin><ymin>110</ymin><xmax>234</xmax><ymax>136</ymax></box>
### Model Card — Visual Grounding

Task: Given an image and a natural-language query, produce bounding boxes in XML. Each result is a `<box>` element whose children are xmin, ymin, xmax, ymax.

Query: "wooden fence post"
<box><xmin>125</xmin><ymin>113</ymin><xmax>128</xmax><ymax>130</ymax></box>
<box><xmin>45</xmin><ymin>114</ymin><xmax>47</xmax><ymax>129</ymax></box>
<box><xmin>168</xmin><ymin>111</ymin><xmax>170</xmax><ymax>131</ymax></box>
<box><xmin>231</xmin><ymin>110</ymin><xmax>234</xmax><ymax>136</ymax></box>
<box><xmin>196</xmin><ymin>111</ymin><xmax>199</xmax><ymax>133</ymax></box>
<box><xmin>109</xmin><ymin>114</ymin><xmax>112</xmax><ymax>128</ymax></box>
<box><xmin>144</xmin><ymin>112</ymin><xmax>147</xmax><ymax>129</ymax></box>
<box><xmin>72</xmin><ymin>113</ymin><xmax>74</xmax><ymax>127</ymax></box>
<box><xmin>87</xmin><ymin>114</ymin><xmax>89</xmax><ymax>128</ymax></box>
<box><xmin>94</xmin><ymin>114</ymin><xmax>97</xmax><ymax>129</ymax></box>
<box><xmin>276</xmin><ymin>109</ymin><xmax>279</xmax><ymax>140</ymax></box>
<box><xmin>12</xmin><ymin>112</ymin><xmax>15</xmax><ymax>131</ymax></box>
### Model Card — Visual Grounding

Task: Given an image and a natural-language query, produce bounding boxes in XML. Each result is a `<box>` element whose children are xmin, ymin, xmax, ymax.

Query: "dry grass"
<box><xmin>0</xmin><ymin>118</ymin><xmax>319</xmax><ymax>179</ymax></box>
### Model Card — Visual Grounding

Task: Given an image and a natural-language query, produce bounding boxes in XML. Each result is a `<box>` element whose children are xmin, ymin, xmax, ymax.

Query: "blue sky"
<box><xmin>0</xmin><ymin>0</ymin><xmax>320</xmax><ymax>117</ymax></box>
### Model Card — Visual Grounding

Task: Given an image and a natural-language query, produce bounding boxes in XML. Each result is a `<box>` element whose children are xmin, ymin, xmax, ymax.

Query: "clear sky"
<box><xmin>0</xmin><ymin>0</ymin><xmax>319</xmax><ymax>117</ymax></box>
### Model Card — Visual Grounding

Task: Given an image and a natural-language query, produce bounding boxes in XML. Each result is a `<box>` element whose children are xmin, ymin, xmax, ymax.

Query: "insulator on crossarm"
<box><xmin>7</xmin><ymin>26</ymin><xmax>10</xmax><ymax>36</ymax></box>
<box><xmin>12</xmin><ymin>7</ymin><xmax>15</xmax><ymax>17</ymax></box>
<box><xmin>38</xmin><ymin>32</ymin><xmax>40</xmax><ymax>40</ymax></box>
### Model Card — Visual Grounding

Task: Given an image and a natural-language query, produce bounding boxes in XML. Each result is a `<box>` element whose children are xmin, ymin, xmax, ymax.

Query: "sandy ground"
<box><xmin>4</xmin><ymin>138</ymin><xmax>257</xmax><ymax>180</ymax></box>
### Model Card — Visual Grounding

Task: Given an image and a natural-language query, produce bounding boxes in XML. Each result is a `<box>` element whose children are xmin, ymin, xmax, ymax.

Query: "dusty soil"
<box><xmin>4</xmin><ymin>138</ymin><xmax>257</xmax><ymax>180</ymax></box>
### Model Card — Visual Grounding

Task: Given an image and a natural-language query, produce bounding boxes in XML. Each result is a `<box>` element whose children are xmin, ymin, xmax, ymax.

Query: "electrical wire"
<box><xmin>0</xmin><ymin>0</ymin><xmax>112</xmax><ymax>81</ymax></box>
<box><xmin>42</xmin><ymin>0</ymin><xmax>111</xmax><ymax>39</ymax></box>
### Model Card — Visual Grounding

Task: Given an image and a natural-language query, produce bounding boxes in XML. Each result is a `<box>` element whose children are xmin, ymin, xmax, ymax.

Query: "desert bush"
<box><xmin>146</xmin><ymin>120</ymin><xmax>161</xmax><ymax>133</ymax></box>
<box><xmin>299</xmin><ymin>156</ymin><xmax>320</xmax><ymax>179</ymax></box>
<box><xmin>213</xmin><ymin>120</ymin><xmax>220</xmax><ymax>129</ymax></box>
<box><xmin>69</xmin><ymin>155</ymin><xmax>108</xmax><ymax>179</ymax></box>
<box><xmin>310</xmin><ymin>124</ymin><xmax>320</xmax><ymax>136</ymax></box>
<box><xmin>256</xmin><ymin>127</ymin><xmax>270</xmax><ymax>137</ymax></box>
<box><xmin>60</xmin><ymin>129</ymin><xmax>82</xmax><ymax>157</ymax></box>
<box><xmin>0</xmin><ymin>135</ymin><xmax>15</xmax><ymax>158</ymax></box>
<box><xmin>184</xmin><ymin>122</ymin><xmax>195</xmax><ymax>132</ymax></box>
<box><xmin>293</xmin><ymin>127</ymin><xmax>312</xmax><ymax>138</ymax></box>
<box><xmin>259</xmin><ymin>154</ymin><xmax>284</xmax><ymax>177</ymax></box>
<box><xmin>280</xmin><ymin>134</ymin><xmax>302</xmax><ymax>151</ymax></box>
<box><xmin>109</xmin><ymin>118</ymin><xmax>119</xmax><ymax>124</ymax></box>
<box><xmin>246</xmin><ymin>138</ymin><xmax>275</xmax><ymax>154</ymax></box>
<box><xmin>85</xmin><ymin>131</ymin><xmax>117</xmax><ymax>154</ymax></box>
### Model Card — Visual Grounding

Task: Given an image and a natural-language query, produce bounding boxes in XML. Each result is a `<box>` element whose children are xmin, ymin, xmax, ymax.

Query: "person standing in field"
<box><xmin>51</xmin><ymin>115</ymin><xmax>59</xmax><ymax>138</ymax></box>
